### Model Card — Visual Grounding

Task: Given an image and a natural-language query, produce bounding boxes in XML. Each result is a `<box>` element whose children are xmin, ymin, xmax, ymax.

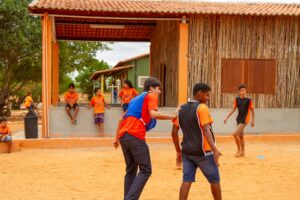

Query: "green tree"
<box><xmin>75</xmin><ymin>59</ymin><xmax>110</xmax><ymax>99</ymax></box>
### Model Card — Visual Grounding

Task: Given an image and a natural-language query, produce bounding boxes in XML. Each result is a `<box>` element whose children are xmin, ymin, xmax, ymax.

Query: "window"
<box><xmin>138</xmin><ymin>76</ymin><xmax>149</xmax><ymax>88</ymax></box>
<box><xmin>221</xmin><ymin>59</ymin><xmax>276</xmax><ymax>94</ymax></box>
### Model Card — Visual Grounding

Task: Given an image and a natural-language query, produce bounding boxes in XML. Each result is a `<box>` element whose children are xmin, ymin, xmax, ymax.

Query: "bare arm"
<box><xmin>171</xmin><ymin>125</ymin><xmax>182</xmax><ymax>167</ymax></box>
<box><xmin>251</xmin><ymin>108</ymin><xmax>255</xmax><ymax>127</ymax></box>
<box><xmin>203</xmin><ymin>124</ymin><xmax>222</xmax><ymax>165</ymax></box>
<box><xmin>149</xmin><ymin>110</ymin><xmax>176</xmax><ymax>120</ymax></box>
<box><xmin>224</xmin><ymin>107</ymin><xmax>236</xmax><ymax>124</ymax></box>
<box><xmin>113</xmin><ymin>118</ymin><xmax>123</xmax><ymax>149</ymax></box>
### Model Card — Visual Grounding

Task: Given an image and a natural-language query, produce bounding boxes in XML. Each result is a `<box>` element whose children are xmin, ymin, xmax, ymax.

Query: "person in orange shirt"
<box><xmin>224</xmin><ymin>84</ymin><xmax>255</xmax><ymax>157</ymax></box>
<box><xmin>87</xmin><ymin>88</ymin><xmax>111</xmax><ymax>137</ymax></box>
<box><xmin>113</xmin><ymin>77</ymin><xmax>176</xmax><ymax>200</ymax></box>
<box><xmin>172</xmin><ymin>83</ymin><xmax>222</xmax><ymax>200</ymax></box>
<box><xmin>64</xmin><ymin>83</ymin><xmax>79</xmax><ymax>125</ymax></box>
<box><xmin>118</xmin><ymin>80</ymin><xmax>138</xmax><ymax>112</ymax></box>
<box><xmin>0</xmin><ymin>117</ymin><xmax>12</xmax><ymax>153</ymax></box>
<box><xmin>24</xmin><ymin>92</ymin><xmax>34</xmax><ymax>110</ymax></box>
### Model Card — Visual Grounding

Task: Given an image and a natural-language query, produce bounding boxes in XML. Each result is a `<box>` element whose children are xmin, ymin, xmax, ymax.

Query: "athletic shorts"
<box><xmin>0</xmin><ymin>136</ymin><xmax>12</xmax><ymax>142</ymax></box>
<box><xmin>182</xmin><ymin>153</ymin><xmax>220</xmax><ymax>184</ymax></box>
<box><xmin>94</xmin><ymin>113</ymin><xmax>104</xmax><ymax>124</ymax></box>
<box><xmin>65</xmin><ymin>103</ymin><xmax>79</xmax><ymax>109</ymax></box>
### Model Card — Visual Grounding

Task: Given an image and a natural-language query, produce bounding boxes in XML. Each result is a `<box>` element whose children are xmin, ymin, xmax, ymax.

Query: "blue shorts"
<box><xmin>94</xmin><ymin>113</ymin><xmax>104</xmax><ymax>124</ymax></box>
<box><xmin>0</xmin><ymin>136</ymin><xmax>12</xmax><ymax>142</ymax></box>
<box><xmin>122</xmin><ymin>103</ymin><xmax>129</xmax><ymax>112</ymax></box>
<box><xmin>182</xmin><ymin>153</ymin><xmax>220</xmax><ymax>184</ymax></box>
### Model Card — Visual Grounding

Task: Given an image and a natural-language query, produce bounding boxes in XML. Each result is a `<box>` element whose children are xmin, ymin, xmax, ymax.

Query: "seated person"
<box><xmin>0</xmin><ymin>117</ymin><xmax>12</xmax><ymax>153</ymax></box>
<box><xmin>64</xmin><ymin>83</ymin><xmax>79</xmax><ymax>125</ymax></box>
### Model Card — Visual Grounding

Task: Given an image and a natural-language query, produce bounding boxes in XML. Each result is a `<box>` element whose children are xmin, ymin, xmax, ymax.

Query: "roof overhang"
<box><xmin>90</xmin><ymin>65</ymin><xmax>134</xmax><ymax>80</ymax></box>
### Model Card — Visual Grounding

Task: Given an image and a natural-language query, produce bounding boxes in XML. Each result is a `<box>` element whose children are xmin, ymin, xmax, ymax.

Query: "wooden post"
<box><xmin>178</xmin><ymin>22</ymin><xmax>188</xmax><ymax>105</ymax></box>
<box><xmin>42</xmin><ymin>13</ymin><xmax>52</xmax><ymax>138</ymax></box>
<box><xmin>101</xmin><ymin>75</ymin><xmax>105</xmax><ymax>95</ymax></box>
<box><xmin>52</xmin><ymin>42</ymin><xmax>59</xmax><ymax>106</ymax></box>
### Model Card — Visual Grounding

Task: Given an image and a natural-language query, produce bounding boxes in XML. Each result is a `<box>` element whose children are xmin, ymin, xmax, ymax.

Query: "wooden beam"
<box><xmin>52</xmin><ymin>42</ymin><xmax>59</xmax><ymax>106</ymax></box>
<box><xmin>178</xmin><ymin>23</ymin><xmax>188</xmax><ymax>105</ymax></box>
<box><xmin>42</xmin><ymin>13</ymin><xmax>53</xmax><ymax>138</ymax></box>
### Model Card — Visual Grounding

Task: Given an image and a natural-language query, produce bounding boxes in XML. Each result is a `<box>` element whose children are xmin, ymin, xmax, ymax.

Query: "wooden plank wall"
<box><xmin>188</xmin><ymin>15</ymin><xmax>300</xmax><ymax>108</ymax></box>
<box><xmin>150</xmin><ymin>21</ymin><xmax>180</xmax><ymax>107</ymax></box>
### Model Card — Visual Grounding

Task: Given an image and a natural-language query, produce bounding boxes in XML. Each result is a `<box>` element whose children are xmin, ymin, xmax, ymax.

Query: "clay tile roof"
<box><xmin>29</xmin><ymin>0</ymin><xmax>300</xmax><ymax>16</ymax></box>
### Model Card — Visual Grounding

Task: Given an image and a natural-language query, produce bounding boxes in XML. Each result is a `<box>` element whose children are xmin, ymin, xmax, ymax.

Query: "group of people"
<box><xmin>0</xmin><ymin>76</ymin><xmax>255</xmax><ymax>200</ymax></box>
<box><xmin>112</xmin><ymin>77</ymin><xmax>255</xmax><ymax>200</ymax></box>
<box><xmin>63</xmin><ymin>81</ymin><xmax>138</xmax><ymax>137</ymax></box>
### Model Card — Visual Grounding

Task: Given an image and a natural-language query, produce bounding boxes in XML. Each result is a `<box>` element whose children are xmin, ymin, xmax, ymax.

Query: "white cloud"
<box><xmin>96</xmin><ymin>42</ymin><xmax>150</xmax><ymax>67</ymax></box>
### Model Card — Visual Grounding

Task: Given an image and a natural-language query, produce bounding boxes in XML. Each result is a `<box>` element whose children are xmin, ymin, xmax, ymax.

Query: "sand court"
<box><xmin>0</xmin><ymin>137</ymin><xmax>300</xmax><ymax>200</ymax></box>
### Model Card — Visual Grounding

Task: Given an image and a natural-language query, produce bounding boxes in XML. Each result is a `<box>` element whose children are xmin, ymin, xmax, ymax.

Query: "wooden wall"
<box><xmin>188</xmin><ymin>15</ymin><xmax>300</xmax><ymax>108</ymax></box>
<box><xmin>151</xmin><ymin>21</ymin><xmax>180</xmax><ymax>107</ymax></box>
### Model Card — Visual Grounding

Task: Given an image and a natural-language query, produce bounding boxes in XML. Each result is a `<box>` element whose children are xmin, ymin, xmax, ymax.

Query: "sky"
<box><xmin>96</xmin><ymin>42</ymin><xmax>150</xmax><ymax>67</ymax></box>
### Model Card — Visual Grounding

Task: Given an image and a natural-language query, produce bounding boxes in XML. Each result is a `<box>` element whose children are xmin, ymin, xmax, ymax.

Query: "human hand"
<box><xmin>113</xmin><ymin>139</ymin><xmax>119</xmax><ymax>149</ymax></box>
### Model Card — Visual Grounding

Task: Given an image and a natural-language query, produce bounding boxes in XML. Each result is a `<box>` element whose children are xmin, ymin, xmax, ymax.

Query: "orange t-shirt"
<box><xmin>90</xmin><ymin>95</ymin><xmax>105</xmax><ymax>114</ymax></box>
<box><xmin>119</xmin><ymin>88</ymin><xmax>138</xmax><ymax>104</ymax></box>
<box><xmin>0</xmin><ymin>126</ymin><xmax>11</xmax><ymax>136</ymax></box>
<box><xmin>24</xmin><ymin>96</ymin><xmax>33</xmax><ymax>108</ymax></box>
<box><xmin>64</xmin><ymin>92</ymin><xmax>78</xmax><ymax>105</ymax></box>
<box><xmin>119</xmin><ymin>93</ymin><xmax>158</xmax><ymax>140</ymax></box>
<box><xmin>173</xmin><ymin>104</ymin><xmax>214</xmax><ymax>152</ymax></box>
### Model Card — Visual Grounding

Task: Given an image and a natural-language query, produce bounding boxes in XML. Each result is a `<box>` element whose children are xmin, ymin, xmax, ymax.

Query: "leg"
<box><xmin>180</xmin><ymin>182</ymin><xmax>192</xmax><ymax>200</ymax></box>
<box><xmin>120</xmin><ymin>136</ymin><xmax>138</xmax><ymax>198</ymax></box>
<box><xmin>7</xmin><ymin>141</ymin><xmax>12</xmax><ymax>153</ymax></box>
<box><xmin>211</xmin><ymin>183</ymin><xmax>222</xmax><ymax>200</ymax></box>
<box><xmin>233</xmin><ymin>134</ymin><xmax>241</xmax><ymax>155</ymax></box>
<box><xmin>73</xmin><ymin>106</ymin><xmax>79</xmax><ymax>122</ymax></box>
<box><xmin>125</xmin><ymin>139</ymin><xmax>152</xmax><ymax>200</ymax></box>
<box><xmin>99</xmin><ymin>123</ymin><xmax>104</xmax><ymax>137</ymax></box>
<box><xmin>239</xmin><ymin>134</ymin><xmax>245</xmax><ymax>156</ymax></box>
<box><xmin>197</xmin><ymin>154</ymin><xmax>222</xmax><ymax>200</ymax></box>
<box><xmin>65</xmin><ymin>106</ymin><xmax>73</xmax><ymax>123</ymax></box>
<box><xmin>233</xmin><ymin>124</ymin><xmax>245</xmax><ymax>156</ymax></box>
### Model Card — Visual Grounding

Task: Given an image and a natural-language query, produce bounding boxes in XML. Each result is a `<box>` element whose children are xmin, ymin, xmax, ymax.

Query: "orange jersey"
<box><xmin>24</xmin><ymin>96</ymin><xmax>33</xmax><ymax>108</ymax></box>
<box><xmin>64</xmin><ymin>92</ymin><xmax>78</xmax><ymax>105</ymax></box>
<box><xmin>173</xmin><ymin>103</ymin><xmax>213</xmax><ymax>152</ymax></box>
<box><xmin>0</xmin><ymin>126</ymin><xmax>11</xmax><ymax>136</ymax></box>
<box><xmin>119</xmin><ymin>93</ymin><xmax>158</xmax><ymax>140</ymax></box>
<box><xmin>90</xmin><ymin>96</ymin><xmax>105</xmax><ymax>114</ymax></box>
<box><xmin>119</xmin><ymin>88</ymin><xmax>138</xmax><ymax>104</ymax></box>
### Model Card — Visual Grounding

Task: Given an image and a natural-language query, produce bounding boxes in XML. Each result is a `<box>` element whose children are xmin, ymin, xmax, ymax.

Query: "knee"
<box><xmin>140</xmin><ymin>165</ymin><xmax>152</xmax><ymax>177</ymax></box>
<box><xmin>65</xmin><ymin>107</ymin><xmax>70</xmax><ymax>111</ymax></box>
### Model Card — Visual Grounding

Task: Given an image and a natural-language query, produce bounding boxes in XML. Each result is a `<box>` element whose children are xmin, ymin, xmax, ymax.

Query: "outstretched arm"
<box><xmin>149</xmin><ymin>110</ymin><xmax>176</xmax><ymax>120</ymax></box>
<box><xmin>224</xmin><ymin>107</ymin><xmax>236</xmax><ymax>124</ymax></box>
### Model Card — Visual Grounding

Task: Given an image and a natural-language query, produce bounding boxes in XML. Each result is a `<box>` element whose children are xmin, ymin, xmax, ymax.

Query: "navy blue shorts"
<box><xmin>182</xmin><ymin>153</ymin><xmax>220</xmax><ymax>184</ymax></box>
<box><xmin>94</xmin><ymin>113</ymin><xmax>104</xmax><ymax>124</ymax></box>
<box><xmin>0</xmin><ymin>136</ymin><xmax>12</xmax><ymax>142</ymax></box>
<box><xmin>122</xmin><ymin>103</ymin><xmax>129</xmax><ymax>112</ymax></box>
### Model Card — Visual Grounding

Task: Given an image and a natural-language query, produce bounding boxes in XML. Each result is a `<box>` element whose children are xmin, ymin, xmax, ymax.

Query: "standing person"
<box><xmin>64</xmin><ymin>83</ymin><xmax>79</xmax><ymax>125</ymax></box>
<box><xmin>24</xmin><ymin>92</ymin><xmax>34</xmax><ymax>110</ymax></box>
<box><xmin>0</xmin><ymin>117</ymin><xmax>12</xmax><ymax>153</ymax></box>
<box><xmin>87</xmin><ymin>88</ymin><xmax>111</xmax><ymax>137</ymax></box>
<box><xmin>224</xmin><ymin>84</ymin><xmax>255</xmax><ymax>157</ymax></box>
<box><xmin>172</xmin><ymin>83</ymin><xmax>222</xmax><ymax>200</ymax></box>
<box><xmin>113</xmin><ymin>77</ymin><xmax>176</xmax><ymax>200</ymax></box>
<box><xmin>119</xmin><ymin>80</ymin><xmax>138</xmax><ymax>112</ymax></box>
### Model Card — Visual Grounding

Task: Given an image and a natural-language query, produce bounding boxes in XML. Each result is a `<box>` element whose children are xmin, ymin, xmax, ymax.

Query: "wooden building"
<box><xmin>28</xmin><ymin>0</ymin><xmax>300</xmax><ymax>137</ymax></box>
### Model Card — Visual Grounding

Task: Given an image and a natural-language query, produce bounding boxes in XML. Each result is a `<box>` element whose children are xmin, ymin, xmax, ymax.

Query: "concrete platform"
<box><xmin>1</xmin><ymin>134</ymin><xmax>300</xmax><ymax>153</ymax></box>
<box><xmin>49</xmin><ymin>107</ymin><xmax>300</xmax><ymax>137</ymax></box>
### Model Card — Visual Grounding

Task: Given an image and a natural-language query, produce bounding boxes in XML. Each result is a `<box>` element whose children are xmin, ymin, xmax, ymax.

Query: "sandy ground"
<box><xmin>0</xmin><ymin>140</ymin><xmax>300</xmax><ymax>200</ymax></box>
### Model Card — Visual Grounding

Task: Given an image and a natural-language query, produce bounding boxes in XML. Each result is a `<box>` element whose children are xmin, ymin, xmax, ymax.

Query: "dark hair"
<box><xmin>69</xmin><ymin>83</ymin><xmax>75</xmax><ymax>89</ymax></box>
<box><xmin>143</xmin><ymin>77</ymin><xmax>161</xmax><ymax>92</ymax></box>
<box><xmin>0</xmin><ymin>117</ymin><xmax>7</xmax><ymax>123</ymax></box>
<box><xmin>193</xmin><ymin>83</ymin><xmax>211</xmax><ymax>96</ymax></box>
<box><xmin>94</xmin><ymin>88</ymin><xmax>101</xmax><ymax>94</ymax></box>
<box><xmin>238</xmin><ymin>84</ymin><xmax>247</xmax><ymax>90</ymax></box>
<box><xmin>27</xmin><ymin>92</ymin><xmax>32</xmax><ymax>96</ymax></box>
<box><xmin>124</xmin><ymin>79</ymin><xmax>134</xmax><ymax>88</ymax></box>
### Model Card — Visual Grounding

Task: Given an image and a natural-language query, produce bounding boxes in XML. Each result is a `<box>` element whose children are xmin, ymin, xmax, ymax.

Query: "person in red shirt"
<box><xmin>0</xmin><ymin>117</ymin><xmax>12</xmax><ymax>153</ymax></box>
<box><xmin>64</xmin><ymin>83</ymin><xmax>79</xmax><ymax>125</ymax></box>
<box><xmin>113</xmin><ymin>77</ymin><xmax>176</xmax><ymax>200</ymax></box>
<box><xmin>119</xmin><ymin>79</ymin><xmax>138</xmax><ymax>112</ymax></box>
<box><xmin>87</xmin><ymin>88</ymin><xmax>111</xmax><ymax>137</ymax></box>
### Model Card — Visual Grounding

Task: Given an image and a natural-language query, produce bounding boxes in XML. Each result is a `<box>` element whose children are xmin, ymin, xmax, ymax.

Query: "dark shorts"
<box><xmin>182</xmin><ymin>153</ymin><xmax>220</xmax><ymax>184</ymax></box>
<box><xmin>94</xmin><ymin>113</ymin><xmax>104</xmax><ymax>124</ymax></box>
<box><xmin>65</xmin><ymin>103</ymin><xmax>79</xmax><ymax>109</ymax></box>
<box><xmin>122</xmin><ymin>103</ymin><xmax>129</xmax><ymax>112</ymax></box>
<box><xmin>0</xmin><ymin>136</ymin><xmax>12</xmax><ymax>142</ymax></box>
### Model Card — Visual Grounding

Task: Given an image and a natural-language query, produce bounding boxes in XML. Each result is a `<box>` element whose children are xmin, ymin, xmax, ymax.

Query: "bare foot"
<box><xmin>234</xmin><ymin>151</ymin><xmax>241</xmax><ymax>157</ymax></box>
<box><xmin>71</xmin><ymin>119</ymin><xmax>75</xmax><ymax>125</ymax></box>
<box><xmin>235</xmin><ymin>151</ymin><xmax>245</xmax><ymax>158</ymax></box>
